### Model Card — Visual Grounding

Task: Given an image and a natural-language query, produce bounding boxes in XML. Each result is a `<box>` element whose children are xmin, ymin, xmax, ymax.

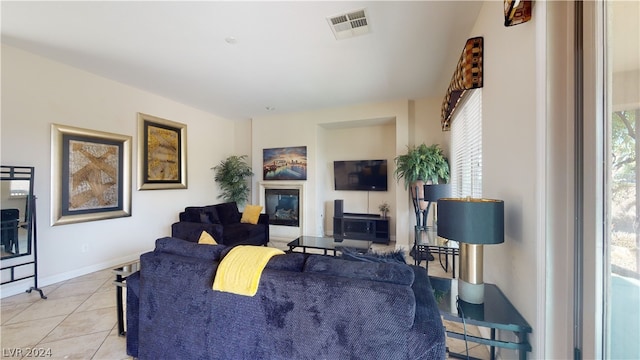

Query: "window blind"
<box><xmin>450</xmin><ymin>88</ymin><xmax>482</xmax><ymax>198</ymax></box>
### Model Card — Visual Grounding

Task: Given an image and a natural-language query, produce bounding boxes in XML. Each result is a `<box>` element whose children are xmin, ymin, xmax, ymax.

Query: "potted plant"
<box><xmin>394</xmin><ymin>143</ymin><xmax>450</xmax><ymax>213</ymax></box>
<box><xmin>378</xmin><ymin>202</ymin><xmax>390</xmax><ymax>218</ymax></box>
<box><xmin>394</xmin><ymin>143</ymin><xmax>450</xmax><ymax>189</ymax></box>
<box><xmin>212</xmin><ymin>155</ymin><xmax>254</xmax><ymax>206</ymax></box>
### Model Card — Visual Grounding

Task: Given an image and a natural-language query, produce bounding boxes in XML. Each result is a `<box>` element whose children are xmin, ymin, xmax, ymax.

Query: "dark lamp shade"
<box><xmin>437</xmin><ymin>198</ymin><xmax>504</xmax><ymax>245</ymax></box>
<box><xmin>423</xmin><ymin>184</ymin><xmax>451</xmax><ymax>202</ymax></box>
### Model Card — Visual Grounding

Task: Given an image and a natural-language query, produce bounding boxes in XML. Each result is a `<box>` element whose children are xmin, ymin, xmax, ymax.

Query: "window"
<box><xmin>604</xmin><ymin>2</ymin><xmax>640</xmax><ymax>358</ymax></box>
<box><xmin>9</xmin><ymin>180</ymin><xmax>29</xmax><ymax>198</ymax></box>
<box><xmin>450</xmin><ymin>89</ymin><xmax>482</xmax><ymax>198</ymax></box>
<box><xmin>580</xmin><ymin>1</ymin><xmax>640</xmax><ymax>358</ymax></box>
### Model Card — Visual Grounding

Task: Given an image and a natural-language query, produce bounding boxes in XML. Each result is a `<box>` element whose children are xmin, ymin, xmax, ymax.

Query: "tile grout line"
<box><xmin>30</xmin><ymin>278</ymin><xmax>109</xmax><ymax>349</ymax></box>
<box><xmin>91</xmin><ymin>323</ymin><xmax>120</xmax><ymax>360</ymax></box>
<box><xmin>30</xmin><ymin>280</ymin><xmax>116</xmax><ymax>359</ymax></box>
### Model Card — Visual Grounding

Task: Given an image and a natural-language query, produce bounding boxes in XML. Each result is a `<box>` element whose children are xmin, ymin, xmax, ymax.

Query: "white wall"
<box><xmin>413</xmin><ymin>97</ymin><xmax>451</xmax><ymax>156</ymax></box>
<box><xmin>1</xmin><ymin>45</ymin><xmax>235</xmax><ymax>297</ymax></box>
<box><xmin>320</xmin><ymin>121</ymin><xmax>396</xmax><ymax>235</ymax></box>
<box><xmin>468</xmin><ymin>1</ymin><xmax>544</xmax><ymax>358</ymax></box>
<box><xmin>230</xmin><ymin>119</ymin><xmax>254</xmax><ymax>208</ymax></box>
<box><xmin>252</xmin><ymin>101</ymin><xmax>417</xmax><ymax>248</ymax></box>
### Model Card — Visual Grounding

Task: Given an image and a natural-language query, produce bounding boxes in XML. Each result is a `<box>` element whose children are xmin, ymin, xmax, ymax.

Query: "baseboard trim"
<box><xmin>1</xmin><ymin>253</ymin><xmax>141</xmax><ymax>299</ymax></box>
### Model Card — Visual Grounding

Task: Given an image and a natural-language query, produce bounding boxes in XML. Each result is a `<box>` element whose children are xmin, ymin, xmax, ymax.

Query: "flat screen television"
<box><xmin>334</xmin><ymin>160</ymin><xmax>388</xmax><ymax>191</ymax></box>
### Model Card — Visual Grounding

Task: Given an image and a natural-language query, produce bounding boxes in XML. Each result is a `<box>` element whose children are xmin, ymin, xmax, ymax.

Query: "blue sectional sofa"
<box><xmin>126</xmin><ymin>237</ymin><xmax>446</xmax><ymax>359</ymax></box>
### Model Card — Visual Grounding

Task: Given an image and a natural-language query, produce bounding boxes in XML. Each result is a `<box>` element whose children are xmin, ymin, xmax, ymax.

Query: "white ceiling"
<box><xmin>1</xmin><ymin>1</ymin><xmax>483</xmax><ymax>121</ymax></box>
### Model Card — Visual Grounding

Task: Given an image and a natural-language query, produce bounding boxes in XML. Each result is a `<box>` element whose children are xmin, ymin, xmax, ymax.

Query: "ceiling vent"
<box><xmin>327</xmin><ymin>9</ymin><xmax>370</xmax><ymax>40</ymax></box>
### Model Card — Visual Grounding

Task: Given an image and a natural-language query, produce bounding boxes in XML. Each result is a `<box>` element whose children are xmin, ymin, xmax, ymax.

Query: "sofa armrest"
<box><xmin>126</xmin><ymin>271</ymin><xmax>140</xmax><ymax>357</ymax></box>
<box><xmin>171</xmin><ymin>221</ymin><xmax>224</xmax><ymax>243</ymax></box>
<box><xmin>258</xmin><ymin>213</ymin><xmax>269</xmax><ymax>242</ymax></box>
<box><xmin>408</xmin><ymin>265</ymin><xmax>446</xmax><ymax>359</ymax></box>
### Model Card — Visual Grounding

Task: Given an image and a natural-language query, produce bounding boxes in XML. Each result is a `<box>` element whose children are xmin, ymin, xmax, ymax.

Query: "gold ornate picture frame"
<box><xmin>51</xmin><ymin>124</ymin><xmax>132</xmax><ymax>226</ymax></box>
<box><xmin>137</xmin><ymin>113</ymin><xmax>187</xmax><ymax>190</ymax></box>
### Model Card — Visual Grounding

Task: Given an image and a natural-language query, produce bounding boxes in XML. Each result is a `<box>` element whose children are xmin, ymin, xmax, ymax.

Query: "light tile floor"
<box><xmin>1</xmin><ymin>269</ymin><xmax>127</xmax><ymax>359</ymax></box>
<box><xmin>1</xmin><ymin>241</ymin><xmax>489</xmax><ymax>359</ymax></box>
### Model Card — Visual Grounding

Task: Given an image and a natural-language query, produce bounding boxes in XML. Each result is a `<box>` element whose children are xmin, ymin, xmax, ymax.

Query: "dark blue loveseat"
<box><xmin>126</xmin><ymin>237</ymin><xmax>445</xmax><ymax>359</ymax></box>
<box><xmin>171</xmin><ymin>201</ymin><xmax>269</xmax><ymax>246</ymax></box>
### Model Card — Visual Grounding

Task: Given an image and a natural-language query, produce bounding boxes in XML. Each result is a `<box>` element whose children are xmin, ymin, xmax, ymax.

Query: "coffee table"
<box><xmin>287</xmin><ymin>236</ymin><xmax>371</xmax><ymax>256</ymax></box>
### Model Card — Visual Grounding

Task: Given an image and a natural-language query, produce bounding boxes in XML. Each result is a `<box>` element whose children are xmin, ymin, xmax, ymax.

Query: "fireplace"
<box><xmin>259</xmin><ymin>181</ymin><xmax>305</xmax><ymax>240</ymax></box>
<box><xmin>265</xmin><ymin>189</ymin><xmax>299</xmax><ymax>227</ymax></box>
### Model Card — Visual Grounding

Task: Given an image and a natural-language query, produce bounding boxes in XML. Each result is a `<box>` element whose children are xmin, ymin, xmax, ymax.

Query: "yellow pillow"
<box><xmin>198</xmin><ymin>230</ymin><xmax>218</xmax><ymax>245</ymax></box>
<box><xmin>240</xmin><ymin>205</ymin><xmax>263</xmax><ymax>225</ymax></box>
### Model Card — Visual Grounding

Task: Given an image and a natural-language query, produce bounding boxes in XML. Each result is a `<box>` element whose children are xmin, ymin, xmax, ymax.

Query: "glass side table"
<box><xmin>414</xmin><ymin>226</ymin><xmax>459</xmax><ymax>278</ymax></box>
<box><xmin>429</xmin><ymin>276</ymin><xmax>532</xmax><ymax>360</ymax></box>
<box><xmin>112</xmin><ymin>260</ymin><xmax>140</xmax><ymax>336</ymax></box>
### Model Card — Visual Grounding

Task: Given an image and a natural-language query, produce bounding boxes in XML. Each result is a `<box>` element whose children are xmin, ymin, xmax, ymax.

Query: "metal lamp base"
<box><xmin>459</xmin><ymin>243</ymin><xmax>485</xmax><ymax>304</ymax></box>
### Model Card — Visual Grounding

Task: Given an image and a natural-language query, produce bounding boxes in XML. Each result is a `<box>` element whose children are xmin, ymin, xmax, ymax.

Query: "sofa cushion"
<box><xmin>240</xmin><ymin>204</ymin><xmax>263</xmax><ymax>224</ymax></box>
<box><xmin>171</xmin><ymin>222</ymin><xmax>224</xmax><ymax>244</ymax></box>
<box><xmin>340</xmin><ymin>247</ymin><xmax>407</xmax><ymax>264</ymax></box>
<box><xmin>224</xmin><ymin>223</ymin><xmax>266</xmax><ymax>241</ymax></box>
<box><xmin>303</xmin><ymin>255</ymin><xmax>415</xmax><ymax>286</ymax></box>
<box><xmin>199</xmin><ymin>212</ymin><xmax>211</xmax><ymax>223</ymax></box>
<box><xmin>198</xmin><ymin>230</ymin><xmax>218</xmax><ymax>245</ymax></box>
<box><xmin>182</xmin><ymin>207</ymin><xmax>202</xmax><ymax>222</ymax></box>
<box><xmin>202</xmin><ymin>205</ymin><xmax>221</xmax><ymax>224</ymax></box>
<box><xmin>155</xmin><ymin>237</ymin><xmax>227</xmax><ymax>260</ymax></box>
<box><xmin>183</xmin><ymin>206</ymin><xmax>221</xmax><ymax>224</ymax></box>
<box><xmin>215</xmin><ymin>202</ymin><xmax>241</xmax><ymax>225</ymax></box>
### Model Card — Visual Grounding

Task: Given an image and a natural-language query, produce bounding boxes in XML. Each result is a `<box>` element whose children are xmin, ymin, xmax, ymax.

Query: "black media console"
<box><xmin>333</xmin><ymin>213</ymin><xmax>390</xmax><ymax>244</ymax></box>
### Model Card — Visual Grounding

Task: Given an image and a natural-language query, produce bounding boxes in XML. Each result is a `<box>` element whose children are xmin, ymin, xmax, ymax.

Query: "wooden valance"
<box><xmin>440</xmin><ymin>37</ymin><xmax>484</xmax><ymax>131</ymax></box>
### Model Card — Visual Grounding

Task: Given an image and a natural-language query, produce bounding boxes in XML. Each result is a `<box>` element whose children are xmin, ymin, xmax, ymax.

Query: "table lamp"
<box><xmin>423</xmin><ymin>184</ymin><xmax>450</xmax><ymax>227</ymax></box>
<box><xmin>437</xmin><ymin>198</ymin><xmax>504</xmax><ymax>304</ymax></box>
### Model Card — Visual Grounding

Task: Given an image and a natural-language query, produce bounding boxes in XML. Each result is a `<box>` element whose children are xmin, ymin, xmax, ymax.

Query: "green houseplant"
<box><xmin>378</xmin><ymin>202</ymin><xmax>390</xmax><ymax>218</ymax></box>
<box><xmin>394</xmin><ymin>143</ymin><xmax>450</xmax><ymax>234</ymax></box>
<box><xmin>212</xmin><ymin>155</ymin><xmax>254</xmax><ymax>206</ymax></box>
<box><xmin>393</xmin><ymin>143</ymin><xmax>450</xmax><ymax>189</ymax></box>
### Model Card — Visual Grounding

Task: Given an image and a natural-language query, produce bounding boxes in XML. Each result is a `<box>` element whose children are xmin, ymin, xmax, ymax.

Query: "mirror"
<box><xmin>1</xmin><ymin>166</ymin><xmax>34</xmax><ymax>259</ymax></box>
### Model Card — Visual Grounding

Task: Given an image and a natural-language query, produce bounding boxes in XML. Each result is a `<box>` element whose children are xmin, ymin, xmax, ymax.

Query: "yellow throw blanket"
<box><xmin>212</xmin><ymin>245</ymin><xmax>284</xmax><ymax>296</ymax></box>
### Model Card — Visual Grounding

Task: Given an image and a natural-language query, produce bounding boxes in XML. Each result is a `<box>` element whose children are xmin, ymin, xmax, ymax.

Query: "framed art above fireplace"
<box><xmin>262</xmin><ymin>146</ymin><xmax>307</xmax><ymax>181</ymax></box>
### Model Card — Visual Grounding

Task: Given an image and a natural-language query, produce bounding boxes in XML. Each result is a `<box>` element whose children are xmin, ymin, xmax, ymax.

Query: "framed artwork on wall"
<box><xmin>263</xmin><ymin>146</ymin><xmax>307</xmax><ymax>180</ymax></box>
<box><xmin>51</xmin><ymin>124</ymin><xmax>132</xmax><ymax>226</ymax></box>
<box><xmin>137</xmin><ymin>113</ymin><xmax>187</xmax><ymax>190</ymax></box>
<box><xmin>504</xmin><ymin>0</ymin><xmax>532</xmax><ymax>27</ymax></box>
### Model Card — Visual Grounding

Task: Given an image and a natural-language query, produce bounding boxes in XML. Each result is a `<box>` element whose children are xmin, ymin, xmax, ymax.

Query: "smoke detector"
<box><xmin>327</xmin><ymin>8</ymin><xmax>370</xmax><ymax>40</ymax></box>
